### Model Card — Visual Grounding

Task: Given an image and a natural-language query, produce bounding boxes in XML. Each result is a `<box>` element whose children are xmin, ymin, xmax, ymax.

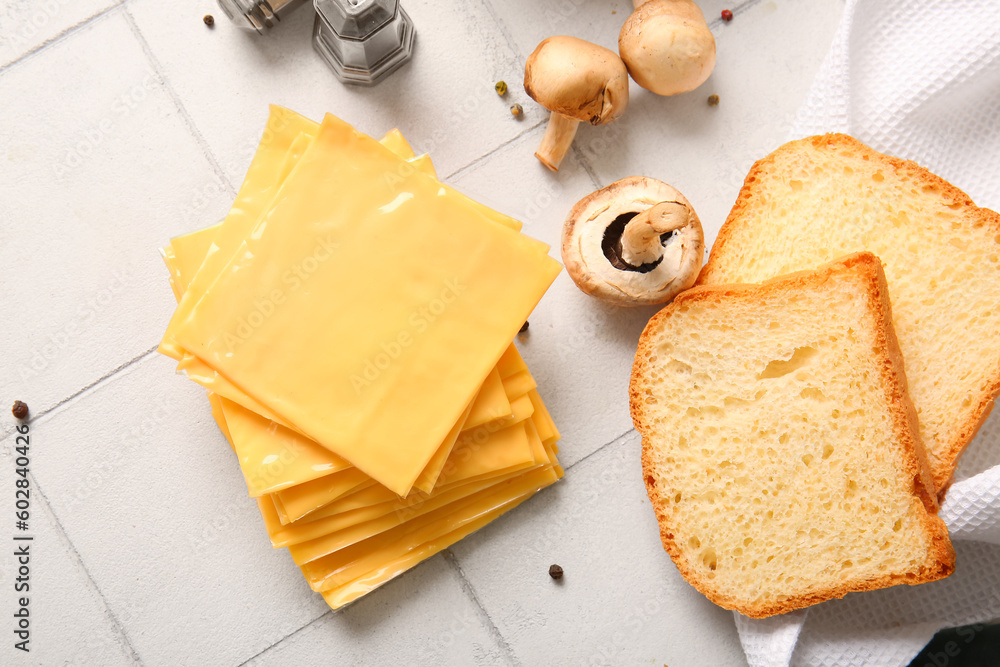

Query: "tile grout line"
<box><xmin>120</xmin><ymin>8</ymin><xmax>238</xmax><ymax>199</ymax></box>
<box><xmin>29</xmin><ymin>345</ymin><xmax>159</xmax><ymax>425</ymax></box>
<box><xmin>28</xmin><ymin>473</ymin><xmax>144</xmax><ymax>665</ymax></box>
<box><xmin>237</xmin><ymin>611</ymin><xmax>332</xmax><ymax>666</ymax></box>
<box><xmin>442</xmin><ymin>118</ymin><xmax>547</xmax><ymax>182</ymax></box>
<box><xmin>476</xmin><ymin>0</ymin><xmax>527</xmax><ymax>62</ymax></box>
<box><xmin>570</xmin><ymin>142</ymin><xmax>604</xmax><ymax>191</ymax></box>
<box><xmin>564</xmin><ymin>427</ymin><xmax>637</xmax><ymax>473</ymax></box>
<box><xmin>441</xmin><ymin>549</ymin><xmax>523</xmax><ymax>667</ymax></box>
<box><xmin>230</xmin><ymin>430</ymin><xmax>639</xmax><ymax>666</ymax></box>
<box><xmin>0</xmin><ymin>1</ymin><xmax>126</xmax><ymax>77</ymax></box>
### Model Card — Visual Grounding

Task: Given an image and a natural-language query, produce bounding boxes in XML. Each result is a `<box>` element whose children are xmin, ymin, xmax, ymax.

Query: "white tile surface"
<box><xmin>449</xmin><ymin>432</ymin><xmax>748</xmax><ymax>666</ymax></box>
<box><xmin>244</xmin><ymin>557</ymin><xmax>510</xmax><ymax>667</ymax></box>
<box><xmin>0</xmin><ymin>9</ymin><xmax>232</xmax><ymax>415</ymax></box>
<box><xmin>128</xmin><ymin>0</ymin><xmax>537</xmax><ymax>185</ymax></box>
<box><xmin>0</xmin><ymin>0</ymin><xmax>121</xmax><ymax>68</ymax></box>
<box><xmin>0</xmin><ymin>0</ymin><xmax>851</xmax><ymax>664</ymax></box>
<box><xmin>28</xmin><ymin>354</ymin><xmax>329</xmax><ymax>665</ymax></box>
<box><xmin>0</xmin><ymin>435</ymin><xmax>136</xmax><ymax>665</ymax></box>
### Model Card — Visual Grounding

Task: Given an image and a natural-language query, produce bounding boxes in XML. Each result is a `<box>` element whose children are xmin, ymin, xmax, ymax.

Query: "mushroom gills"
<box><xmin>601</xmin><ymin>211</ymin><xmax>678</xmax><ymax>273</ymax></box>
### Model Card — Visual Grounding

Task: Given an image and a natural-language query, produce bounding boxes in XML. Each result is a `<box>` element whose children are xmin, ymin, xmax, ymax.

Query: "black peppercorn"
<box><xmin>548</xmin><ymin>564</ymin><xmax>563</xmax><ymax>580</ymax></box>
<box><xmin>11</xmin><ymin>401</ymin><xmax>29</xmax><ymax>420</ymax></box>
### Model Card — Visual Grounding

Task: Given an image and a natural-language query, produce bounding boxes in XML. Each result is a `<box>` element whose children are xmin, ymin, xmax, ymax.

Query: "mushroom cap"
<box><xmin>524</xmin><ymin>36</ymin><xmax>630</xmax><ymax>126</ymax></box>
<box><xmin>619</xmin><ymin>0</ymin><xmax>716</xmax><ymax>96</ymax></box>
<box><xmin>561</xmin><ymin>176</ymin><xmax>704</xmax><ymax>306</ymax></box>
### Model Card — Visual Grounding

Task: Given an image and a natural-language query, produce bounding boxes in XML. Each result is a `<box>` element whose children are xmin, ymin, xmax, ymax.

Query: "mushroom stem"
<box><xmin>621</xmin><ymin>201</ymin><xmax>691</xmax><ymax>265</ymax></box>
<box><xmin>535</xmin><ymin>111</ymin><xmax>581</xmax><ymax>171</ymax></box>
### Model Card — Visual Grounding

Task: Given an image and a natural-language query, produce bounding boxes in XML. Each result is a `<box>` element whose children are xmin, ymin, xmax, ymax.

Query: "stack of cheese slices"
<box><xmin>158</xmin><ymin>106</ymin><xmax>564</xmax><ymax>610</ymax></box>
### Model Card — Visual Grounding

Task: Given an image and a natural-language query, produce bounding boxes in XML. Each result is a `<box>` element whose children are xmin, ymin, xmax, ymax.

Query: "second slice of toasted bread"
<box><xmin>632</xmin><ymin>252</ymin><xmax>954</xmax><ymax>618</ymax></box>
<box><xmin>698</xmin><ymin>134</ymin><xmax>1000</xmax><ymax>493</ymax></box>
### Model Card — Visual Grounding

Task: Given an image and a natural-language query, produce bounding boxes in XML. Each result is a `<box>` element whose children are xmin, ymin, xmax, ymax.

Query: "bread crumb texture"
<box><xmin>633</xmin><ymin>253</ymin><xmax>954</xmax><ymax>618</ymax></box>
<box><xmin>698</xmin><ymin>134</ymin><xmax>1000</xmax><ymax>492</ymax></box>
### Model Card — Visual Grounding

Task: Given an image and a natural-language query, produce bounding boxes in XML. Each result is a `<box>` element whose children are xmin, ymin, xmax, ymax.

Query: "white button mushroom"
<box><xmin>561</xmin><ymin>176</ymin><xmax>704</xmax><ymax>306</ymax></box>
<box><xmin>619</xmin><ymin>0</ymin><xmax>716</xmax><ymax>96</ymax></box>
<box><xmin>523</xmin><ymin>36</ymin><xmax>630</xmax><ymax>172</ymax></box>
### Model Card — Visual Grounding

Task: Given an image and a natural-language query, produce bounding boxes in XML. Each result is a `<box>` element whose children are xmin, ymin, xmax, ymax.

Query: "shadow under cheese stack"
<box><xmin>157</xmin><ymin>106</ymin><xmax>563</xmax><ymax>610</ymax></box>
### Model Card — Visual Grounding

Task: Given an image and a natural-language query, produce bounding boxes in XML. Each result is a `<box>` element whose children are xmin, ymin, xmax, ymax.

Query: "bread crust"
<box><xmin>632</xmin><ymin>252</ymin><xmax>955</xmax><ymax>618</ymax></box>
<box><xmin>697</xmin><ymin>133</ymin><xmax>1000</xmax><ymax>494</ymax></box>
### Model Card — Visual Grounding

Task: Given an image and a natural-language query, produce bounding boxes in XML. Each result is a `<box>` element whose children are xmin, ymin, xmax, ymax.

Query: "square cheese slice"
<box><xmin>171</xmin><ymin>113</ymin><xmax>561</xmax><ymax>495</ymax></box>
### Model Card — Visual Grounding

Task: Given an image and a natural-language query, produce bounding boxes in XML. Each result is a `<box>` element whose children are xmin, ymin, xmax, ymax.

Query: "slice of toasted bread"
<box><xmin>698</xmin><ymin>134</ymin><xmax>1000</xmax><ymax>493</ymax></box>
<box><xmin>632</xmin><ymin>252</ymin><xmax>954</xmax><ymax>618</ymax></box>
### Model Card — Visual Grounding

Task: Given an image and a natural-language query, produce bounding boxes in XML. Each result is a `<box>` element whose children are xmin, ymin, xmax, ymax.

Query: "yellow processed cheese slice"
<box><xmin>462</xmin><ymin>368</ymin><xmax>511</xmax><ymax>431</ymax></box>
<box><xmin>378</xmin><ymin>128</ymin><xmax>416</xmax><ymax>159</ymax></box>
<box><xmin>271</xmin><ymin>468</ymin><xmax>376</xmax><ymax>524</ymax></box>
<box><xmin>528</xmin><ymin>390</ymin><xmax>560</xmax><ymax>446</ymax></box>
<box><xmin>276</xmin><ymin>131</ymin><xmax>314</xmax><ymax>184</ymax></box>
<box><xmin>264</xmin><ymin>416</ymin><xmax>552</xmax><ymax>548</ymax></box>
<box><xmin>159</xmin><ymin>106</ymin><xmax>320</xmax><ymax>361</ymax></box>
<box><xmin>282</xmin><ymin>373</ymin><xmax>538</xmax><ymax>524</ymax></box>
<box><xmin>302</xmin><ymin>464</ymin><xmax>561</xmax><ymax>590</ymax></box>
<box><xmin>320</xmin><ymin>493</ymin><xmax>532</xmax><ymax>609</ymax></box>
<box><xmin>284</xmin><ymin>455</ymin><xmax>537</xmax><ymax>561</ymax></box>
<box><xmin>317</xmin><ymin>438</ymin><xmax>568</xmax><ymax>610</ymax></box>
<box><xmin>501</xmin><ymin>370</ymin><xmax>536</xmax><ymax>400</ymax></box>
<box><xmin>265</xmin><ymin>466</ymin><xmax>526</xmax><ymax>548</ymax></box>
<box><xmin>161</xmin><ymin>181</ymin><xmax>519</xmax><ymax>499</ymax></box>
<box><xmin>220</xmin><ymin>398</ymin><xmax>350</xmax><ymax>496</ymax></box>
<box><xmin>496</xmin><ymin>344</ymin><xmax>528</xmax><ymax>378</ymax></box>
<box><xmin>172</xmin><ymin>113</ymin><xmax>561</xmax><ymax>495</ymax></box>
<box><xmin>268</xmin><ymin>366</ymin><xmax>527</xmax><ymax>521</ymax></box>
<box><xmin>160</xmin><ymin>119</ymin><xmax>533</xmax><ymax>496</ymax></box>
<box><xmin>276</xmin><ymin>412</ymin><xmax>539</xmax><ymax>525</ymax></box>
<box><xmin>410</xmin><ymin>396</ymin><xmax>475</xmax><ymax>494</ymax></box>
<box><xmin>165</xmin><ymin>232</ymin><xmax>533</xmax><ymax>500</ymax></box>
<box><xmin>165</xmin><ymin>125</ymin><xmax>428</xmax><ymax>429</ymax></box>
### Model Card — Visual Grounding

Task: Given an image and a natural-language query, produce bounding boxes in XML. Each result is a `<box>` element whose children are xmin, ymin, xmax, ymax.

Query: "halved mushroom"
<box><xmin>561</xmin><ymin>176</ymin><xmax>704</xmax><ymax>306</ymax></box>
<box><xmin>524</xmin><ymin>36</ymin><xmax>630</xmax><ymax>171</ymax></box>
<box><xmin>619</xmin><ymin>0</ymin><xmax>716</xmax><ymax>96</ymax></box>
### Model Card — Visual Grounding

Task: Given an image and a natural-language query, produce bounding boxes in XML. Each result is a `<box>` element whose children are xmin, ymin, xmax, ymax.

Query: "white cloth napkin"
<box><xmin>736</xmin><ymin>1</ymin><xmax>1000</xmax><ymax>665</ymax></box>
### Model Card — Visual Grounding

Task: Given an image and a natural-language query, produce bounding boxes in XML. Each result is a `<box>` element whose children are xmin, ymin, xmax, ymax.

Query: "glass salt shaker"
<box><xmin>216</xmin><ymin>0</ymin><xmax>307</xmax><ymax>33</ymax></box>
<box><xmin>312</xmin><ymin>0</ymin><xmax>415</xmax><ymax>86</ymax></box>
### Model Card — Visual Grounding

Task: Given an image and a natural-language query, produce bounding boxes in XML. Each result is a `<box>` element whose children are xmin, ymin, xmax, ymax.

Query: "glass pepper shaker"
<box><xmin>312</xmin><ymin>0</ymin><xmax>415</xmax><ymax>86</ymax></box>
<box><xmin>216</xmin><ymin>0</ymin><xmax>307</xmax><ymax>33</ymax></box>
